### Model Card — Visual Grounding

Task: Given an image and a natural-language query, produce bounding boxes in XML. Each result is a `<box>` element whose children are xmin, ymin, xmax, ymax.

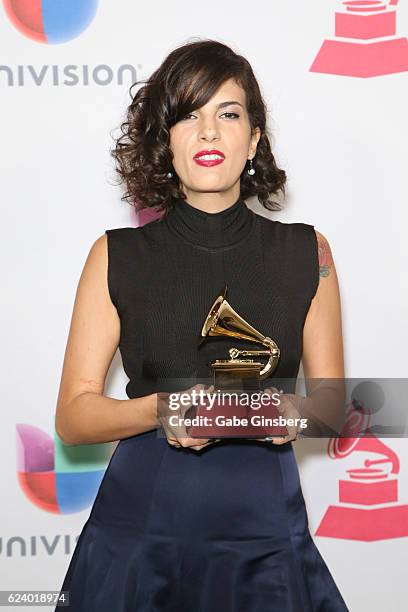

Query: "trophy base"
<box><xmin>186</xmin><ymin>395</ymin><xmax>289</xmax><ymax>439</ymax></box>
<box><xmin>213</xmin><ymin>360</ymin><xmax>263</xmax><ymax>392</ymax></box>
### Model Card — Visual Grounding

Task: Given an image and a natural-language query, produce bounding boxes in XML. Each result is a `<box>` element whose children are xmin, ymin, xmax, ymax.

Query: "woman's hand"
<box><xmin>156</xmin><ymin>383</ymin><xmax>221</xmax><ymax>451</ymax></box>
<box><xmin>258</xmin><ymin>387</ymin><xmax>305</xmax><ymax>445</ymax></box>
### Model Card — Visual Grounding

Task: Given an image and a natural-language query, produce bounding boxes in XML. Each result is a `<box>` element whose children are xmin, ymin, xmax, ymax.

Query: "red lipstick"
<box><xmin>193</xmin><ymin>149</ymin><xmax>225</xmax><ymax>167</ymax></box>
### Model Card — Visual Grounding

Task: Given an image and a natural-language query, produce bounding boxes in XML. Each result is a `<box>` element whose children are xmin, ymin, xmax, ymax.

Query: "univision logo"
<box><xmin>1</xmin><ymin>533</ymin><xmax>80</xmax><ymax>557</ymax></box>
<box><xmin>1</xmin><ymin>2</ymin><xmax>139</xmax><ymax>87</ymax></box>
<box><xmin>16</xmin><ymin>423</ymin><xmax>113</xmax><ymax>514</ymax></box>
<box><xmin>0</xmin><ymin>63</ymin><xmax>138</xmax><ymax>87</ymax></box>
<box><xmin>3</xmin><ymin>0</ymin><xmax>99</xmax><ymax>44</ymax></box>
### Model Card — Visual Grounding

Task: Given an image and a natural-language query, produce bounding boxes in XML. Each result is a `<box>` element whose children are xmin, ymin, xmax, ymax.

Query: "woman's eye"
<box><xmin>181</xmin><ymin>111</ymin><xmax>240</xmax><ymax>121</ymax></box>
<box><xmin>221</xmin><ymin>112</ymin><xmax>240</xmax><ymax>119</ymax></box>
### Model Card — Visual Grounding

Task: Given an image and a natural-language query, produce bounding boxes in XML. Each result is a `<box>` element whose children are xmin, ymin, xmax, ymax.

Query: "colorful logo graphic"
<box><xmin>310</xmin><ymin>0</ymin><xmax>408</xmax><ymax>77</ymax></box>
<box><xmin>315</xmin><ymin>400</ymin><xmax>408</xmax><ymax>541</ymax></box>
<box><xmin>3</xmin><ymin>0</ymin><xmax>99</xmax><ymax>44</ymax></box>
<box><xmin>16</xmin><ymin>423</ymin><xmax>113</xmax><ymax>514</ymax></box>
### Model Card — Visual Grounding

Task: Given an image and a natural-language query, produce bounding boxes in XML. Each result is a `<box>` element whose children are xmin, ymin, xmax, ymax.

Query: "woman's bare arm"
<box><xmin>55</xmin><ymin>234</ymin><xmax>159</xmax><ymax>446</ymax></box>
<box><xmin>300</xmin><ymin>230</ymin><xmax>346</xmax><ymax>434</ymax></box>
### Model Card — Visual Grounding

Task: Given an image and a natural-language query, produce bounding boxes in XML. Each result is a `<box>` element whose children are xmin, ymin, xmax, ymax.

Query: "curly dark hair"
<box><xmin>110</xmin><ymin>38</ymin><xmax>287</xmax><ymax>213</ymax></box>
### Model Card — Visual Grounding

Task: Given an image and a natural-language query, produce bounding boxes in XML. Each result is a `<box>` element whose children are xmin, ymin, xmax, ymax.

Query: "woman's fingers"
<box><xmin>168</xmin><ymin>436</ymin><xmax>220</xmax><ymax>451</ymax></box>
<box><xmin>262</xmin><ymin>387</ymin><xmax>301</xmax><ymax>445</ymax></box>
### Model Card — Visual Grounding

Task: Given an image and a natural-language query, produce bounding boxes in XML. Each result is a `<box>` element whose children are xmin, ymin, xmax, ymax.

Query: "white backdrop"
<box><xmin>1</xmin><ymin>1</ymin><xmax>407</xmax><ymax>610</ymax></box>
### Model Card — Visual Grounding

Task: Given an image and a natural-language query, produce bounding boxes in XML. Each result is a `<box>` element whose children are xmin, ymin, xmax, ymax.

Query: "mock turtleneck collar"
<box><xmin>163</xmin><ymin>195</ymin><xmax>255</xmax><ymax>251</ymax></box>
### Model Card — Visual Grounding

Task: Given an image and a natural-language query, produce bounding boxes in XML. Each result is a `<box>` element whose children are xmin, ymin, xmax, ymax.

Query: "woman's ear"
<box><xmin>249</xmin><ymin>126</ymin><xmax>261</xmax><ymax>157</ymax></box>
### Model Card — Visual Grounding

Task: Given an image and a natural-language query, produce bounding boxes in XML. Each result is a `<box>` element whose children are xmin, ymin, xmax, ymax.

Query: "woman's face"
<box><xmin>169</xmin><ymin>78</ymin><xmax>260</xmax><ymax>203</ymax></box>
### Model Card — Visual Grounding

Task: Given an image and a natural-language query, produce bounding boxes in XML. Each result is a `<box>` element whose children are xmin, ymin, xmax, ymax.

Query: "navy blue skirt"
<box><xmin>56</xmin><ymin>430</ymin><xmax>349</xmax><ymax>611</ymax></box>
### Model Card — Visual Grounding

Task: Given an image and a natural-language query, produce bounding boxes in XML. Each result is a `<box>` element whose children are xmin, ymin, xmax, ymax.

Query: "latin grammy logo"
<box><xmin>310</xmin><ymin>0</ymin><xmax>408</xmax><ymax>77</ymax></box>
<box><xmin>315</xmin><ymin>399</ymin><xmax>408</xmax><ymax>541</ymax></box>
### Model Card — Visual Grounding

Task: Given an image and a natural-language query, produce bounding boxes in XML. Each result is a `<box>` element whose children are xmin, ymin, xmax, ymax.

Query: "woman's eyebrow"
<box><xmin>216</xmin><ymin>100</ymin><xmax>244</xmax><ymax>109</ymax></box>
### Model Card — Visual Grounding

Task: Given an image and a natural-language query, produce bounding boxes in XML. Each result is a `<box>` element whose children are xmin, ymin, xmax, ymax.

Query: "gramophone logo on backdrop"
<box><xmin>310</xmin><ymin>0</ymin><xmax>408</xmax><ymax>77</ymax></box>
<box><xmin>3</xmin><ymin>0</ymin><xmax>99</xmax><ymax>44</ymax></box>
<box><xmin>16</xmin><ymin>423</ymin><xmax>112</xmax><ymax>514</ymax></box>
<box><xmin>315</xmin><ymin>397</ymin><xmax>408</xmax><ymax>542</ymax></box>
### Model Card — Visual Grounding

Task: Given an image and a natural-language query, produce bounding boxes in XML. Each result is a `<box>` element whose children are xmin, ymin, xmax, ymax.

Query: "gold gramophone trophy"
<box><xmin>187</xmin><ymin>284</ymin><xmax>288</xmax><ymax>438</ymax></box>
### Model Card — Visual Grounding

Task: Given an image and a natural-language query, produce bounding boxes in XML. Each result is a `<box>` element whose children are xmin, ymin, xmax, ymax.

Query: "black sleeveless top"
<box><xmin>57</xmin><ymin>195</ymin><xmax>349</xmax><ymax>612</ymax></box>
<box><xmin>105</xmin><ymin>195</ymin><xmax>319</xmax><ymax>399</ymax></box>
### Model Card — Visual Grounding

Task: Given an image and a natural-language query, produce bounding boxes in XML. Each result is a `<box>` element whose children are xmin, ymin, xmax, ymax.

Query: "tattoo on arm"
<box><xmin>317</xmin><ymin>233</ymin><xmax>333</xmax><ymax>278</ymax></box>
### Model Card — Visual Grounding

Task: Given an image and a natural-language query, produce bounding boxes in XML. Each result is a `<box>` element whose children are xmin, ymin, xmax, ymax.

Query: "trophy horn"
<box><xmin>198</xmin><ymin>284</ymin><xmax>280</xmax><ymax>378</ymax></box>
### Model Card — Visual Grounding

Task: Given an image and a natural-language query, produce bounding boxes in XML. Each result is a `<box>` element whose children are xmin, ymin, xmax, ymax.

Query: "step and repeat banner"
<box><xmin>1</xmin><ymin>1</ymin><xmax>407</xmax><ymax>610</ymax></box>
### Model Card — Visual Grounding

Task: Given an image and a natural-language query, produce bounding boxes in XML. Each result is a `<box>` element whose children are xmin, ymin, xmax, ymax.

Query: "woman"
<box><xmin>55</xmin><ymin>39</ymin><xmax>349</xmax><ymax>611</ymax></box>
